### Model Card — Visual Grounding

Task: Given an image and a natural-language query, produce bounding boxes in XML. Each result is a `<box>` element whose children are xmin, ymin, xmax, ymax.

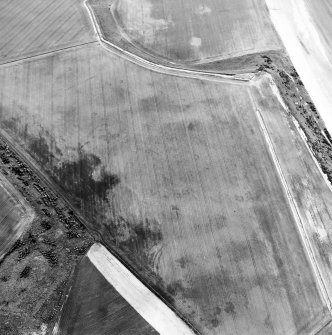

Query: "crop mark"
<box><xmin>54</xmin><ymin>151</ymin><xmax>120</xmax><ymax>203</ymax></box>
<box><xmin>255</xmin><ymin>108</ymin><xmax>332</xmax><ymax>313</ymax></box>
<box><xmin>84</xmin><ymin>0</ymin><xmax>254</xmax><ymax>84</ymax></box>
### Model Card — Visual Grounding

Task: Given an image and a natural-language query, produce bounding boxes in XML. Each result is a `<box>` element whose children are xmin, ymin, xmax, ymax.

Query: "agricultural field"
<box><xmin>110</xmin><ymin>0</ymin><xmax>281</xmax><ymax>62</ymax></box>
<box><xmin>57</xmin><ymin>254</ymin><xmax>158</xmax><ymax>335</ymax></box>
<box><xmin>252</xmin><ymin>74</ymin><xmax>332</xmax><ymax>301</ymax></box>
<box><xmin>0</xmin><ymin>43</ymin><xmax>331</xmax><ymax>334</ymax></box>
<box><xmin>1</xmin><ymin>0</ymin><xmax>332</xmax><ymax>334</ymax></box>
<box><xmin>0</xmin><ymin>172</ymin><xmax>34</xmax><ymax>258</ymax></box>
<box><xmin>0</xmin><ymin>0</ymin><xmax>96</xmax><ymax>64</ymax></box>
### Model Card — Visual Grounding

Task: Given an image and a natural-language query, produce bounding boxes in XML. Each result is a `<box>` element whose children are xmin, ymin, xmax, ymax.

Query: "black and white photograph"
<box><xmin>1</xmin><ymin>0</ymin><xmax>332</xmax><ymax>334</ymax></box>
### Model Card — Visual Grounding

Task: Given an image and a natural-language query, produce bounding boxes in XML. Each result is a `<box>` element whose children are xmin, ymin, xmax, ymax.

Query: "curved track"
<box><xmin>83</xmin><ymin>0</ymin><xmax>255</xmax><ymax>84</ymax></box>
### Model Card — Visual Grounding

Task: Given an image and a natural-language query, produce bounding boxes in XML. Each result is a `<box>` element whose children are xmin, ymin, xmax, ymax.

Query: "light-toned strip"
<box><xmin>255</xmin><ymin>108</ymin><xmax>332</xmax><ymax>315</ymax></box>
<box><xmin>83</xmin><ymin>0</ymin><xmax>253</xmax><ymax>84</ymax></box>
<box><xmin>88</xmin><ymin>243</ymin><xmax>196</xmax><ymax>335</ymax></box>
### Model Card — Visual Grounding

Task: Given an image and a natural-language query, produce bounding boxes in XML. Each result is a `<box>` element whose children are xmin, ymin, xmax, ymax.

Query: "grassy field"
<box><xmin>111</xmin><ymin>0</ymin><xmax>281</xmax><ymax>62</ymax></box>
<box><xmin>0</xmin><ymin>172</ymin><xmax>34</xmax><ymax>259</ymax></box>
<box><xmin>0</xmin><ymin>0</ymin><xmax>96</xmax><ymax>63</ymax></box>
<box><xmin>57</xmin><ymin>255</ymin><xmax>158</xmax><ymax>335</ymax></box>
<box><xmin>0</xmin><ymin>43</ymin><xmax>330</xmax><ymax>334</ymax></box>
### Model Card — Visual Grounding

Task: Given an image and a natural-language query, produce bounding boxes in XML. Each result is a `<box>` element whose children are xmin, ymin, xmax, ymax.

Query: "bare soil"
<box><xmin>57</xmin><ymin>255</ymin><xmax>158</xmax><ymax>335</ymax></box>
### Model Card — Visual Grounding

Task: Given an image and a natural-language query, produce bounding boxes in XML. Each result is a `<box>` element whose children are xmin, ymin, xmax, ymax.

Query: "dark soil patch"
<box><xmin>54</xmin><ymin>151</ymin><xmax>120</xmax><ymax>203</ymax></box>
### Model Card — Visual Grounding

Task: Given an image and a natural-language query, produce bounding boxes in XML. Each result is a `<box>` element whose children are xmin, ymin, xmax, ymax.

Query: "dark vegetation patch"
<box><xmin>19</xmin><ymin>266</ymin><xmax>31</xmax><ymax>278</ymax></box>
<box><xmin>0</xmin><ymin>315</ymin><xmax>19</xmax><ymax>335</ymax></box>
<box><xmin>176</xmin><ymin>255</ymin><xmax>190</xmax><ymax>269</ymax></box>
<box><xmin>40</xmin><ymin>220</ymin><xmax>52</xmax><ymax>231</ymax></box>
<box><xmin>0</xmin><ymin>134</ymin><xmax>94</xmax><ymax>333</ymax></box>
<box><xmin>37</xmin><ymin>280</ymin><xmax>70</xmax><ymax>323</ymax></box>
<box><xmin>187</xmin><ymin>122</ymin><xmax>195</xmax><ymax>131</ymax></box>
<box><xmin>139</xmin><ymin>96</ymin><xmax>157</xmax><ymax>113</ymax></box>
<box><xmin>209</xmin><ymin>318</ymin><xmax>220</xmax><ymax>328</ymax></box>
<box><xmin>54</xmin><ymin>150</ymin><xmax>120</xmax><ymax>203</ymax></box>
<box><xmin>2</xmin><ymin>117</ymin><xmax>19</xmax><ymax>133</ymax></box>
<box><xmin>0</xmin><ymin>122</ymin><xmax>172</xmax><ymax>332</ymax></box>
<box><xmin>29</xmin><ymin>135</ymin><xmax>53</xmax><ymax>167</ymax></box>
<box><xmin>113</xmin><ymin>216</ymin><xmax>163</xmax><ymax>268</ymax></box>
<box><xmin>257</xmin><ymin>52</ymin><xmax>332</xmax><ymax>187</ymax></box>
<box><xmin>195</xmin><ymin>50</ymin><xmax>284</xmax><ymax>74</ymax></box>
<box><xmin>167</xmin><ymin>280</ymin><xmax>184</xmax><ymax>296</ymax></box>
<box><xmin>312</xmin><ymin>232</ymin><xmax>332</xmax><ymax>269</ymax></box>
<box><xmin>38</xmin><ymin>248</ymin><xmax>58</xmax><ymax>266</ymax></box>
<box><xmin>167</xmin><ymin>45</ymin><xmax>195</xmax><ymax>61</ymax></box>
<box><xmin>224</xmin><ymin>301</ymin><xmax>236</xmax><ymax>315</ymax></box>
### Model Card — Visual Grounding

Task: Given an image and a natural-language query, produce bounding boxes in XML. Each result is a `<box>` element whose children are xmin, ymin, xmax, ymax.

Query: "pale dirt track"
<box><xmin>83</xmin><ymin>0</ymin><xmax>254</xmax><ymax>84</ymax></box>
<box><xmin>1</xmin><ymin>0</ymin><xmax>332</xmax><ymax>333</ymax></box>
<box><xmin>83</xmin><ymin>2</ymin><xmax>332</xmax><ymax>329</ymax></box>
<box><xmin>88</xmin><ymin>243</ymin><xmax>196</xmax><ymax>335</ymax></box>
<box><xmin>0</xmin><ymin>0</ymin><xmax>97</xmax><ymax>64</ymax></box>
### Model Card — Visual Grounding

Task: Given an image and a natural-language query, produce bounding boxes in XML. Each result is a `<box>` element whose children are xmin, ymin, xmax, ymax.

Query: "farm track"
<box><xmin>111</xmin><ymin>0</ymin><xmax>281</xmax><ymax>63</ymax></box>
<box><xmin>82</xmin><ymin>0</ymin><xmax>254</xmax><ymax>84</ymax></box>
<box><xmin>0</xmin><ymin>41</ymin><xmax>99</xmax><ymax>67</ymax></box>
<box><xmin>88</xmin><ymin>243</ymin><xmax>196</xmax><ymax>335</ymax></box>
<box><xmin>0</xmin><ymin>0</ymin><xmax>96</xmax><ymax>63</ymax></box>
<box><xmin>1</xmin><ymin>0</ymin><xmax>332</xmax><ymax>333</ymax></box>
<box><xmin>83</xmin><ymin>2</ymin><xmax>332</xmax><ymax>330</ymax></box>
<box><xmin>0</xmin><ymin>127</ymin><xmax>202</xmax><ymax>334</ymax></box>
<box><xmin>255</xmin><ymin>108</ymin><xmax>332</xmax><ymax>314</ymax></box>
<box><xmin>0</xmin><ymin>0</ymin><xmax>254</xmax><ymax>84</ymax></box>
<box><xmin>56</xmin><ymin>255</ymin><xmax>159</xmax><ymax>335</ymax></box>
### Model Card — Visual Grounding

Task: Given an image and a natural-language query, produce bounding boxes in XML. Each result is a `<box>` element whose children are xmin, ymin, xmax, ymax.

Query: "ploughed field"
<box><xmin>0</xmin><ymin>172</ymin><xmax>34</xmax><ymax>258</ymax></box>
<box><xmin>110</xmin><ymin>0</ymin><xmax>281</xmax><ymax>62</ymax></box>
<box><xmin>58</xmin><ymin>255</ymin><xmax>158</xmax><ymax>335</ymax></box>
<box><xmin>0</xmin><ymin>43</ymin><xmax>330</xmax><ymax>334</ymax></box>
<box><xmin>0</xmin><ymin>0</ymin><xmax>96</xmax><ymax>63</ymax></box>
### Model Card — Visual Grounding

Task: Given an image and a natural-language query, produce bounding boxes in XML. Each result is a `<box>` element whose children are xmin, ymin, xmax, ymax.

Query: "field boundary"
<box><xmin>88</xmin><ymin>243</ymin><xmax>197</xmax><ymax>335</ymax></box>
<box><xmin>0</xmin><ymin>127</ymin><xmax>202</xmax><ymax>335</ymax></box>
<box><xmin>0</xmin><ymin>41</ymin><xmax>98</xmax><ymax>67</ymax></box>
<box><xmin>110</xmin><ymin>0</ymin><xmax>280</xmax><ymax>66</ymax></box>
<box><xmin>84</xmin><ymin>0</ymin><xmax>255</xmax><ymax>84</ymax></box>
<box><xmin>255</xmin><ymin>108</ymin><xmax>332</xmax><ymax>329</ymax></box>
<box><xmin>292</xmin><ymin>116</ymin><xmax>332</xmax><ymax>194</ymax></box>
